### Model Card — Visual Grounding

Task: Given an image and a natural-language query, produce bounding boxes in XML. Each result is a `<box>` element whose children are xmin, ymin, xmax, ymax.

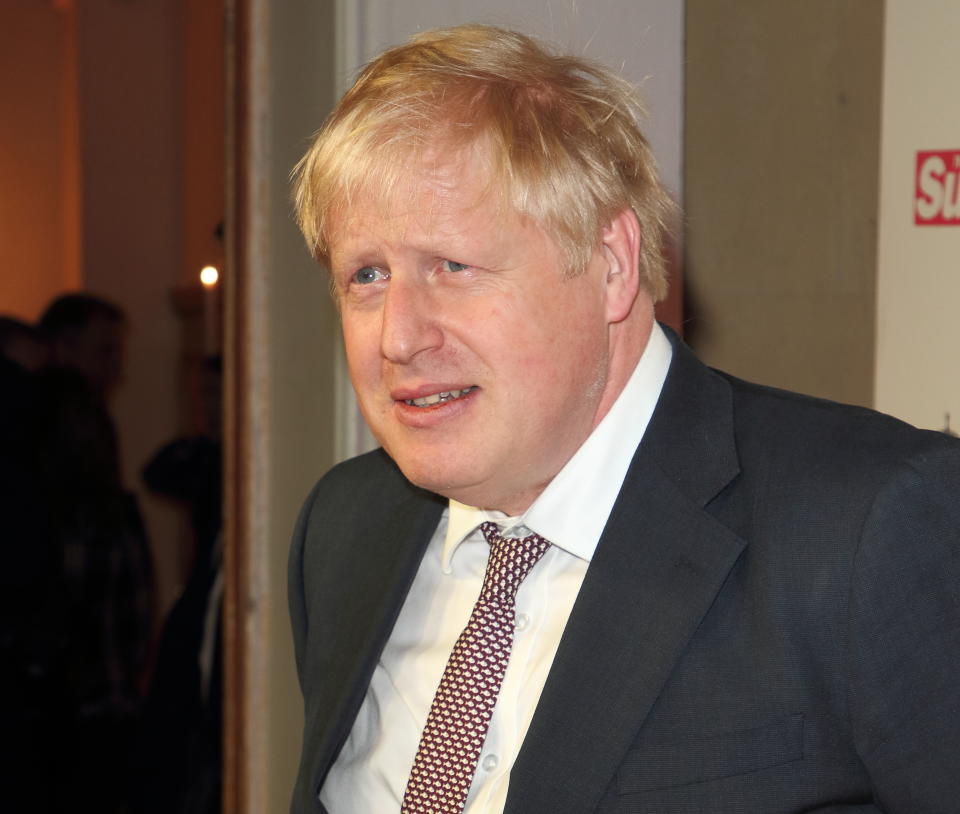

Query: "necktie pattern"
<box><xmin>401</xmin><ymin>521</ymin><xmax>551</xmax><ymax>814</ymax></box>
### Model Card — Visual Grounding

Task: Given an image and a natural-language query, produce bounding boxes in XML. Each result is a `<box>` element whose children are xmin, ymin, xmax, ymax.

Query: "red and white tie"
<box><xmin>401</xmin><ymin>521</ymin><xmax>551</xmax><ymax>814</ymax></box>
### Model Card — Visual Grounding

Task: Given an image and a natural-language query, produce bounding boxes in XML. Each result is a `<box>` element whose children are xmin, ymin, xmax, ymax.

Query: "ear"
<box><xmin>601</xmin><ymin>208</ymin><xmax>642</xmax><ymax>324</ymax></box>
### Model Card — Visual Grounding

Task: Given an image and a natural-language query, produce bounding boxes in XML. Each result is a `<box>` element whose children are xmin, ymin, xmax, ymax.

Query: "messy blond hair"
<box><xmin>293</xmin><ymin>23</ymin><xmax>675</xmax><ymax>300</ymax></box>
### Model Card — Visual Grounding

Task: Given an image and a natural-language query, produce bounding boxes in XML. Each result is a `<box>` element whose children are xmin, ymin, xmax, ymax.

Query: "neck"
<box><xmin>590</xmin><ymin>296</ymin><xmax>656</xmax><ymax>433</ymax></box>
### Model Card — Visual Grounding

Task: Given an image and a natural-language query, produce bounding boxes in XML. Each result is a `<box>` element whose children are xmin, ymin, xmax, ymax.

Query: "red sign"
<box><xmin>915</xmin><ymin>150</ymin><xmax>960</xmax><ymax>225</ymax></box>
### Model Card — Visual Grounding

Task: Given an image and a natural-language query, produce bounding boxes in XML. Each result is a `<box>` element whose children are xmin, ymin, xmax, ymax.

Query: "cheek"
<box><xmin>523</xmin><ymin>296</ymin><xmax>605</xmax><ymax>363</ymax></box>
<box><xmin>498</xmin><ymin>325</ymin><xmax>604</xmax><ymax>403</ymax></box>
<box><xmin>543</xmin><ymin>320</ymin><xmax>608</xmax><ymax>400</ymax></box>
<box><xmin>482</xmin><ymin>287</ymin><xmax>602</xmax><ymax>369</ymax></box>
<box><xmin>342</xmin><ymin>318</ymin><xmax>381</xmax><ymax>383</ymax></box>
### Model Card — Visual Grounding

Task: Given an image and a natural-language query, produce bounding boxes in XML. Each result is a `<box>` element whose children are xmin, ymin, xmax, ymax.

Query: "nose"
<box><xmin>379</xmin><ymin>273</ymin><xmax>443</xmax><ymax>364</ymax></box>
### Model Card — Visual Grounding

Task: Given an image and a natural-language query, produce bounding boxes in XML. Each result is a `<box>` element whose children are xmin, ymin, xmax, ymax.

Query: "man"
<box><xmin>289</xmin><ymin>24</ymin><xmax>960</xmax><ymax>814</ymax></box>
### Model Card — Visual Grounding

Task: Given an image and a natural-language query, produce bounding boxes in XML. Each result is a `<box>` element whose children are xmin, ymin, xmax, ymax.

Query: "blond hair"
<box><xmin>293</xmin><ymin>24</ymin><xmax>675</xmax><ymax>300</ymax></box>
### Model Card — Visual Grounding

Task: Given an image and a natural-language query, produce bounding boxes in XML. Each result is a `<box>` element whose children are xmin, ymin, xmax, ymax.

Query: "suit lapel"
<box><xmin>303</xmin><ymin>460</ymin><xmax>445</xmax><ymax>792</ymax></box>
<box><xmin>507</xmin><ymin>336</ymin><xmax>746</xmax><ymax>813</ymax></box>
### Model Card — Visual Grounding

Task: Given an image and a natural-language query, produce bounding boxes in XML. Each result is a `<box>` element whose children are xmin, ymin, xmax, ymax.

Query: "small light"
<box><xmin>200</xmin><ymin>265</ymin><xmax>219</xmax><ymax>287</ymax></box>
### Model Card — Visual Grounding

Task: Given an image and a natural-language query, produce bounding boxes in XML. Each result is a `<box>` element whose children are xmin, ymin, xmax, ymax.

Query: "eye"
<box><xmin>351</xmin><ymin>266</ymin><xmax>388</xmax><ymax>285</ymax></box>
<box><xmin>441</xmin><ymin>259</ymin><xmax>470</xmax><ymax>273</ymax></box>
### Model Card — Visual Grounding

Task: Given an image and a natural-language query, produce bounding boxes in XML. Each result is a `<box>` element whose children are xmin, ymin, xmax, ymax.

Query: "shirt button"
<box><xmin>515</xmin><ymin>613</ymin><xmax>530</xmax><ymax>632</ymax></box>
<box><xmin>482</xmin><ymin>754</ymin><xmax>499</xmax><ymax>772</ymax></box>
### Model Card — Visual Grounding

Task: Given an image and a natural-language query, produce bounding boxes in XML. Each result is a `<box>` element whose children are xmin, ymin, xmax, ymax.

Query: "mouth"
<box><xmin>403</xmin><ymin>386</ymin><xmax>478</xmax><ymax>408</ymax></box>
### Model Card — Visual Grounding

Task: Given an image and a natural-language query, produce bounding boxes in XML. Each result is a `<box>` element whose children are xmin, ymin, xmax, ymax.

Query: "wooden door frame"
<box><xmin>223</xmin><ymin>0</ymin><xmax>266</xmax><ymax>809</ymax></box>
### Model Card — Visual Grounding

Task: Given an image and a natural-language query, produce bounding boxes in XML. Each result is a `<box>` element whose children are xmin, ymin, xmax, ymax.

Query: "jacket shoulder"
<box><xmin>303</xmin><ymin>448</ymin><xmax>410</xmax><ymax>515</ymax></box>
<box><xmin>720</xmin><ymin>371</ymin><xmax>959</xmax><ymax>470</ymax></box>
<box><xmin>292</xmin><ymin>447</ymin><xmax>443</xmax><ymax>561</ymax></box>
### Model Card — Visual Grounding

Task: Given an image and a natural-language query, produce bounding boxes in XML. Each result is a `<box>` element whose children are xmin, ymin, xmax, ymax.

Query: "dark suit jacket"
<box><xmin>289</xmin><ymin>330</ymin><xmax>960</xmax><ymax>813</ymax></box>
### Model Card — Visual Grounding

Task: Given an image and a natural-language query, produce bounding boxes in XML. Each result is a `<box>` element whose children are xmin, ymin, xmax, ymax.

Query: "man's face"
<box><xmin>330</xmin><ymin>154</ymin><xmax>623</xmax><ymax>513</ymax></box>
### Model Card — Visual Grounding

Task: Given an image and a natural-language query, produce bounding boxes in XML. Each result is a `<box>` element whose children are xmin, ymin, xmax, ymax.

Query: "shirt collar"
<box><xmin>440</xmin><ymin>322</ymin><xmax>673</xmax><ymax>570</ymax></box>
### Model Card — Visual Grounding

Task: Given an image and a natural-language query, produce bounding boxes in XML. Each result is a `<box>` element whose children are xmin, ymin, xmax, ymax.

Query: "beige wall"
<box><xmin>684</xmin><ymin>0</ymin><xmax>884</xmax><ymax>407</ymax></box>
<box><xmin>264</xmin><ymin>0</ymin><xmax>340</xmax><ymax>806</ymax></box>
<box><xmin>232</xmin><ymin>0</ymin><xmax>339</xmax><ymax>809</ymax></box>
<box><xmin>875</xmin><ymin>0</ymin><xmax>960</xmax><ymax>430</ymax></box>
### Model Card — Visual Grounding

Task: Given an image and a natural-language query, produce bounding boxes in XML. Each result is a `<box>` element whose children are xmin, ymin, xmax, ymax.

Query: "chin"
<box><xmin>401</xmin><ymin>466</ymin><xmax>464</xmax><ymax>498</ymax></box>
<box><xmin>391</xmin><ymin>454</ymin><xmax>479</xmax><ymax>503</ymax></box>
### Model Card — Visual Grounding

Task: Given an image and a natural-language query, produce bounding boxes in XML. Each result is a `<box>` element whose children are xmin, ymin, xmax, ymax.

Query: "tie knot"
<box><xmin>478</xmin><ymin>521</ymin><xmax>551</xmax><ymax>605</ymax></box>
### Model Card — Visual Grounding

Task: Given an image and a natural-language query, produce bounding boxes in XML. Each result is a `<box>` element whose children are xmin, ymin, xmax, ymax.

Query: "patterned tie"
<box><xmin>401</xmin><ymin>521</ymin><xmax>552</xmax><ymax>814</ymax></box>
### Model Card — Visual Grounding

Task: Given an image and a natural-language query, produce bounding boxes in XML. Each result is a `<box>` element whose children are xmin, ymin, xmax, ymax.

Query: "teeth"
<box><xmin>406</xmin><ymin>386</ymin><xmax>476</xmax><ymax>407</ymax></box>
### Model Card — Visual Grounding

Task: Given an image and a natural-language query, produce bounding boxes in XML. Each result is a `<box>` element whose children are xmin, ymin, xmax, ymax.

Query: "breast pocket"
<box><xmin>618</xmin><ymin>714</ymin><xmax>804</xmax><ymax>794</ymax></box>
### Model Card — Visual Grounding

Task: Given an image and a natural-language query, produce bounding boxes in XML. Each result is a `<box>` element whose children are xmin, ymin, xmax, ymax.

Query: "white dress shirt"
<box><xmin>320</xmin><ymin>323</ymin><xmax>672</xmax><ymax>813</ymax></box>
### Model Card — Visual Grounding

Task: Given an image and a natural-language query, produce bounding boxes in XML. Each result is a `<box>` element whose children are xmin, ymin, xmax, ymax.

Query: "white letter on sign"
<box><xmin>916</xmin><ymin>155</ymin><xmax>945</xmax><ymax>220</ymax></box>
<box><xmin>944</xmin><ymin>172</ymin><xmax>960</xmax><ymax>219</ymax></box>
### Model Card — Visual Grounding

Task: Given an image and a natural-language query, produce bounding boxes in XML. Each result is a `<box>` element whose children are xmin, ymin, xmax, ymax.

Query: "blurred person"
<box><xmin>288</xmin><ymin>25</ymin><xmax>960</xmax><ymax>814</ymax></box>
<box><xmin>0</xmin><ymin>316</ymin><xmax>58</xmax><ymax>811</ymax></box>
<box><xmin>0</xmin><ymin>315</ymin><xmax>47</xmax><ymax>458</ymax></box>
<box><xmin>39</xmin><ymin>292</ymin><xmax>126</xmax><ymax>399</ymax></box>
<box><xmin>0</xmin><ymin>315</ymin><xmax>48</xmax><ymax>372</ymax></box>
<box><xmin>130</xmin><ymin>356</ymin><xmax>224</xmax><ymax>814</ymax></box>
<box><xmin>30</xmin><ymin>292</ymin><xmax>154</xmax><ymax>813</ymax></box>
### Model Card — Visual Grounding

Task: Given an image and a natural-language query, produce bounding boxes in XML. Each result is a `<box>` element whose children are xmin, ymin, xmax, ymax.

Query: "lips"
<box><xmin>403</xmin><ymin>386</ymin><xmax>478</xmax><ymax>408</ymax></box>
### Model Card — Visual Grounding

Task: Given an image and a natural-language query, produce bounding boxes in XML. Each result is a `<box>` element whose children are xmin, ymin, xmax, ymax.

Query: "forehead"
<box><xmin>328</xmin><ymin>147</ymin><xmax>511</xmax><ymax>250</ymax></box>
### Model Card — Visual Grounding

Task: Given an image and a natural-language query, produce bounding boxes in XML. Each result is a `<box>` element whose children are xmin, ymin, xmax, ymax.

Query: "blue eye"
<box><xmin>352</xmin><ymin>266</ymin><xmax>388</xmax><ymax>285</ymax></box>
<box><xmin>441</xmin><ymin>259</ymin><xmax>469</xmax><ymax>273</ymax></box>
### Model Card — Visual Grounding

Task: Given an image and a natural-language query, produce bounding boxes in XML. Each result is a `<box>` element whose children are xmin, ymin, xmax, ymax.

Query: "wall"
<box><xmin>77</xmin><ymin>0</ymin><xmax>187</xmax><ymax>616</ymax></box>
<box><xmin>684</xmin><ymin>0</ymin><xmax>884</xmax><ymax>407</ymax></box>
<box><xmin>875</xmin><ymin>0</ymin><xmax>960</xmax><ymax>430</ymax></box>
<box><xmin>0</xmin><ymin>1</ymin><xmax>81</xmax><ymax>317</ymax></box>
<box><xmin>265</xmin><ymin>1</ymin><xmax>341</xmax><ymax>807</ymax></box>
<box><xmin>183</xmin><ymin>0</ymin><xmax>227</xmax><ymax>285</ymax></box>
<box><xmin>231</xmin><ymin>0</ymin><xmax>340</xmax><ymax>810</ymax></box>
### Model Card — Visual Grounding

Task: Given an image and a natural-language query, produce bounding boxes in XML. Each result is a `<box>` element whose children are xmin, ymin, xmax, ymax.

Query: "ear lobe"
<box><xmin>601</xmin><ymin>208</ymin><xmax>642</xmax><ymax>324</ymax></box>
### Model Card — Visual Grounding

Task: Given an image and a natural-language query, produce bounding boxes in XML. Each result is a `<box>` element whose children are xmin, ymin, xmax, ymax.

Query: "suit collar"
<box><xmin>507</xmin><ymin>328</ymin><xmax>745</xmax><ymax>813</ymax></box>
<box><xmin>306</xmin><ymin>455</ymin><xmax>445</xmax><ymax>793</ymax></box>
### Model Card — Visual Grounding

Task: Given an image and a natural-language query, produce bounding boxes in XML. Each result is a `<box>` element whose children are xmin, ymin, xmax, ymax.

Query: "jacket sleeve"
<box><xmin>847</xmin><ymin>439</ymin><xmax>960</xmax><ymax>811</ymax></box>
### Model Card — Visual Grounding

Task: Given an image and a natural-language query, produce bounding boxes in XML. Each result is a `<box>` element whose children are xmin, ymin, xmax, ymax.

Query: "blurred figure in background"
<box><xmin>0</xmin><ymin>315</ymin><xmax>48</xmax><ymax>373</ymax></box>
<box><xmin>0</xmin><ymin>316</ymin><xmax>57</xmax><ymax>812</ymax></box>
<box><xmin>29</xmin><ymin>293</ymin><xmax>155</xmax><ymax>813</ymax></box>
<box><xmin>39</xmin><ymin>292</ymin><xmax>125</xmax><ymax>400</ymax></box>
<box><xmin>130</xmin><ymin>355</ymin><xmax>224</xmax><ymax>814</ymax></box>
